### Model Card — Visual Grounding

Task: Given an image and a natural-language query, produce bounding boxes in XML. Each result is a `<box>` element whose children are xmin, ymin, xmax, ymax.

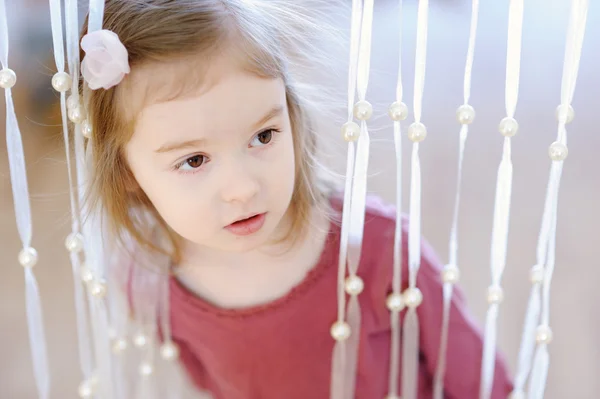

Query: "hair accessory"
<box><xmin>81</xmin><ymin>29</ymin><xmax>130</xmax><ymax>90</ymax></box>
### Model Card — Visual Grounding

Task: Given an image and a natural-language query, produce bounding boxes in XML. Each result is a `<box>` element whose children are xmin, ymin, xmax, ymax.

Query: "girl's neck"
<box><xmin>173</xmin><ymin>206</ymin><xmax>331</xmax><ymax>309</ymax></box>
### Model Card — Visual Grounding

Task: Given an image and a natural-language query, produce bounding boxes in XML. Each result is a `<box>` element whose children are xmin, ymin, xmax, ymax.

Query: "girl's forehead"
<box><xmin>128</xmin><ymin>65</ymin><xmax>288</xmax><ymax>150</ymax></box>
<box><xmin>120</xmin><ymin>50</ymin><xmax>282</xmax><ymax>123</ymax></box>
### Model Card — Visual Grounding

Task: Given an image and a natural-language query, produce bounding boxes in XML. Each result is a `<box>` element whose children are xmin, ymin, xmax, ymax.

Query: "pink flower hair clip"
<box><xmin>81</xmin><ymin>29</ymin><xmax>130</xmax><ymax>90</ymax></box>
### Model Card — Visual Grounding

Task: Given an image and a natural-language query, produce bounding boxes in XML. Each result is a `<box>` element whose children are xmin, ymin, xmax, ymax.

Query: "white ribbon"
<box><xmin>401</xmin><ymin>1</ymin><xmax>429</xmax><ymax>398</ymax></box>
<box><xmin>435</xmin><ymin>1</ymin><xmax>479</xmax><ymax>395</ymax></box>
<box><xmin>332</xmin><ymin>0</ymin><xmax>373</xmax><ymax>397</ymax></box>
<box><xmin>526</xmin><ymin>2</ymin><xmax>588</xmax><ymax>398</ymax></box>
<box><xmin>479</xmin><ymin>1</ymin><xmax>523</xmax><ymax>398</ymax></box>
<box><xmin>1</xmin><ymin>1</ymin><xmax>49</xmax><ymax>397</ymax></box>
<box><xmin>387</xmin><ymin>2</ymin><xmax>405</xmax><ymax>396</ymax></box>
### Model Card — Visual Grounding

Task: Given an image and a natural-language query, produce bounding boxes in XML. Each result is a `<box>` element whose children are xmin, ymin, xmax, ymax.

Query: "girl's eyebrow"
<box><xmin>155</xmin><ymin>105</ymin><xmax>283</xmax><ymax>154</ymax></box>
<box><xmin>252</xmin><ymin>105</ymin><xmax>284</xmax><ymax>130</ymax></box>
<box><xmin>155</xmin><ymin>138</ymin><xmax>207</xmax><ymax>154</ymax></box>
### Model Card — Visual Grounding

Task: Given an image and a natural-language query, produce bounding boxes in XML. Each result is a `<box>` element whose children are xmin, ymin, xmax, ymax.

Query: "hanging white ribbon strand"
<box><xmin>524</xmin><ymin>2</ymin><xmax>588</xmax><ymax>398</ymax></box>
<box><xmin>479</xmin><ymin>1</ymin><xmax>523</xmax><ymax>398</ymax></box>
<box><xmin>400</xmin><ymin>1</ymin><xmax>429</xmax><ymax>398</ymax></box>
<box><xmin>434</xmin><ymin>1</ymin><xmax>480</xmax><ymax>397</ymax></box>
<box><xmin>331</xmin><ymin>0</ymin><xmax>363</xmax><ymax>397</ymax></box>
<box><xmin>78</xmin><ymin>1</ymin><xmax>116</xmax><ymax>397</ymax></box>
<box><xmin>51</xmin><ymin>0</ymin><xmax>96</xmax><ymax>387</ymax></box>
<box><xmin>0</xmin><ymin>0</ymin><xmax>50</xmax><ymax>397</ymax></box>
<box><xmin>332</xmin><ymin>0</ymin><xmax>374</xmax><ymax>397</ymax></box>
<box><xmin>386</xmin><ymin>0</ymin><xmax>406</xmax><ymax>395</ymax></box>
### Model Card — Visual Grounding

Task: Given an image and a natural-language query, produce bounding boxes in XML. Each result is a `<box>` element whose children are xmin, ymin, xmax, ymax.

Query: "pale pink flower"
<box><xmin>81</xmin><ymin>30</ymin><xmax>130</xmax><ymax>90</ymax></box>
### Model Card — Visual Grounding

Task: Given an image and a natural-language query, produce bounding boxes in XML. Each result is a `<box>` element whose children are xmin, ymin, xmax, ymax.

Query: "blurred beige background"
<box><xmin>1</xmin><ymin>0</ymin><xmax>598</xmax><ymax>398</ymax></box>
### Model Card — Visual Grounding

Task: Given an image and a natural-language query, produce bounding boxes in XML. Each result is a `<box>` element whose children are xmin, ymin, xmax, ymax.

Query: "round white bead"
<box><xmin>499</xmin><ymin>117</ymin><xmax>519</xmax><ymax>137</ymax></box>
<box><xmin>386</xmin><ymin>292</ymin><xmax>405</xmax><ymax>312</ymax></box>
<box><xmin>408</xmin><ymin>122</ymin><xmax>427</xmax><ymax>143</ymax></box>
<box><xmin>384</xmin><ymin>395</ymin><xmax>401</xmax><ymax>399</ymax></box>
<box><xmin>341</xmin><ymin>121</ymin><xmax>360</xmax><ymax>142</ymax></box>
<box><xmin>487</xmin><ymin>285</ymin><xmax>504</xmax><ymax>304</ymax></box>
<box><xmin>78</xmin><ymin>379</ymin><xmax>95</xmax><ymax>398</ymax></box>
<box><xmin>133</xmin><ymin>333</ymin><xmax>148</xmax><ymax>348</ymax></box>
<box><xmin>403</xmin><ymin>287</ymin><xmax>423</xmax><ymax>309</ymax></box>
<box><xmin>18</xmin><ymin>247</ymin><xmax>38</xmax><ymax>268</ymax></box>
<box><xmin>442</xmin><ymin>264</ymin><xmax>460</xmax><ymax>284</ymax></box>
<box><xmin>330</xmin><ymin>321</ymin><xmax>351</xmax><ymax>341</ymax></box>
<box><xmin>68</xmin><ymin>106</ymin><xmax>86</xmax><ymax>124</ymax></box>
<box><xmin>89</xmin><ymin>280</ymin><xmax>107</xmax><ymax>298</ymax></box>
<box><xmin>0</xmin><ymin>68</ymin><xmax>17</xmax><ymax>89</ymax></box>
<box><xmin>344</xmin><ymin>274</ymin><xmax>364</xmax><ymax>296</ymax></box>
<box><xmin>52</xmin><ymin>72</ymin><xmax>72</xmax><ymax>92</ymax></box>
<box><xmin>535</xmin><ymin>325</ymin><xmax>553</xmax><ymax>344</ymax></box>
<box><xmin>160</xmin><ymin>341</ymin><xmax>180</xmax><ymax>360</ymax></box>
<box><xmin>548</xmin><ymin>141</ymin><xmax>568</xmax><ymax>161</ymax></box>
<box><xmin>556</xmin><ymin>104</ymin><xmax>574</xmax><ymax>124</ymax></box>
<box><xmin>388</xmin><ymin>101</ymin><xmax>408</xmax><ymax>121</ymax></box>
<box><xmin>80</xmin><ymin>264</ymin><xmax>94</xmax><ymax>283</ymax></box>
<box><xmin>112</xmin><ymin>337</ymin><xmax>128</xmax><ymax>354</ymax></box>
<box><xmin>456</xmin><ymin>104</ymin><xmax>476</xmax><ymax>125</ymax></box>
<box><xmin>66</xmin><ymin>94</ymin><xmax>80</xmax><ymax>111</ymax></box>
<box><xmin>65</xmin><ymin>232</ymin><xmax>84</xmax><ymax>253</ymax></box>
<box><xmin>139</xmin><ymin>362</ymin><xmax>154</xmax><ymax>377</ymax></box>
<box><xmin>81</xmin><ymin>120</ymin><xmax>93</xmax><ymax>139</ymax></box>
<box><xmin>529</xmin><ymin>265</ymin><xmax>544</xmax><ymax>284</ymax></box>
<box><xmin>353</xmin><ymin>100</ymin><xmax>373</xmax><ymax>121</ymax></box>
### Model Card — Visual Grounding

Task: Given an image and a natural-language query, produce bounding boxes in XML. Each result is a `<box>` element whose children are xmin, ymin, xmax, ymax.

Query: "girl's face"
<box><xmin>125</xmin><ymin>61</ymin><xmax>296</xmax><ymax>254</ymax></box>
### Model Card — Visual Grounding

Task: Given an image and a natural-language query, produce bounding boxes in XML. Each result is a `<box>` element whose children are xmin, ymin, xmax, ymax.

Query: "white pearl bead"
<box><xmin>112</xmin><ymin>337</ymin><xmax>128</xmax><ymax>354</ymax></box>
<box><xmin>442</xmin><ymin>264</ymin><xmax>460</xmax><ymax>284</ymax></box>
<box><xmin>487</xmin><ymin>285</ymin><xmax>504</xmax><ymax>304</ymax></box>
<box><xmin>344</xmin><ymin>274</ymin><xmax>364</xmax><ymax>296</ymax></box>
<box><xmin>384</xmin><ymin>395</ymin><xmax>401</xmax><ymax>399</ymax></box>
<box><xmin>388</xmin><ymin>101</ymin><xmax>408</xmax><ymax>121</ymax></box>
<box><xmin>529</xmin><ymin>265</ymin><xmax>544</xmax><ymax>284</ymax></box>
<box><xmin>353</xmin><ymin>100</ymin><xmax>373</xmax><ymax>121</ymax></box>
<box><xmin>535</xmin><ymin>325</ymin><xmax>553</xmax><ymax>344</ymax></box>
<box><xmin>341</xmin><ymin>121</ymin><xmax>360</xmax><ymax>142</ymax></box>
<box><xmin>499</xmin><ymin>117</ymin><xmax>518</xmax><ymax>137</ymax></box>
<box><xmin>80</xmin><ymin>264</ymin><xmax>94</xmax><ymax>283</ymax></box>
<box><xmin>403</xmin><ymin>287</ymin><xmax>423</xmax><ymax>309</ymax></box>
<box><xmin>160</xmin><ymin>341</ymin><xmax>180</xmax><ymax>360</ymax></box>
<box><xmin>0</xmin><ymin>68</ymin><xmax>17</xmax><ymax>89</ymax></box>
<box><xmin>65</xmin><ymin>232</ymin><xmax>84</xmax><ymax>253</ymax></box>
<box><xmin>68</xmin><ymin>106</ymin><xmax>86</xmax><ymax>124</ymax></box>
<box><xmin>139</xmin><ymin>362</ymin><xmax>154</xmax><ymax>377</ymax></box>
<box><xmin>556</xmin><ymin>104</ymin><xmax>574</xmax><ymax>124</ymax></box>
<box><xmin>78</xmin><ymin>379</ymin><xmax>95</xmax><ymax>398</ymax></box>
<box><xmin>386</xmin><ymin>292</ymin><xmax>405</xmax><ymax>312</ymax></box>
<box><xmin>330</xmin><ymin>321</ymin><xmax>351</xmax><ymax>341</ymax></box>
<box><xmin>66</xmin><ymin>94</ymin><xmax>80</xmax><ymax>110</ymax></box>
<box><xmin>408</xmin><ymin>122</ymin><xmax>427</xmax><ymax>143</ymax></box>
<box><xmin>548</xmin><ymin>141</ymin><xmax>568</xmax><ymax>161</ymax></box>
<box><xmin>508</xmin><ymin>390</ymin><xmax>526</xmax><ymax>399</ymax></box>
<box><xmin>18</xmin><ymin>247</ymin><xmax>38</xmax><ymax>268</ymax></box>
<box><xmin>456</xmin><ymin>104</ymin><xmax>476</xmax><ymax>125</ymax></box>
<box><xmin>52</xmin><ymin>72</ymin><xmax>72</xmax><ymax>92</ymax></box>
<box><xmin>81</xmin><ymin>120</ymin><xmax>93</xmax><ymax>139</ymax></box>
<box><xmin>89</xmin><ymin>280</ymin><xmax>107</xmax><ymax>298</ymax></box>
<box><xmin>133</xmin><ymin>333</ymin><xmax>148</xmax><ymax>348</ymax></box>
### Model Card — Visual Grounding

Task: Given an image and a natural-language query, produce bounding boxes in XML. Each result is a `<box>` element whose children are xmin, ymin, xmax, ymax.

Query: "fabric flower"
<box><xmin>81</xmin><ymin>29</ymin><xmax>130</xmax><ymax>90</ymax></box>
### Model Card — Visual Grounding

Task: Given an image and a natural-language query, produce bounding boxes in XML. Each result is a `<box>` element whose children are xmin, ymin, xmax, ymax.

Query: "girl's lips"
<box><xmin>224</xmin><ymin>213</ymin><xmax>266</xmax><ymax>236</ymax></box>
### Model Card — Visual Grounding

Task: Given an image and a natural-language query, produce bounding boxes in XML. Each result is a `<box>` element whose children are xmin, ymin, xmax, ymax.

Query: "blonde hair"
<box><xmin>81</xmin><ymin>0</ymin><xmax>341</xmax><ymax>264</ymax></box>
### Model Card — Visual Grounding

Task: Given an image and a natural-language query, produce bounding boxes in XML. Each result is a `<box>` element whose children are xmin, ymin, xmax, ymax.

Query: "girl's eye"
<box><xmin>251</xmin><ymin>129</ymin><xmax>274</xmax><ymax>147</ymax></box>
<box><xmin>177</xmin><ymin>155</ymin><xmax>206</xmax><ymax>171</ymax></box>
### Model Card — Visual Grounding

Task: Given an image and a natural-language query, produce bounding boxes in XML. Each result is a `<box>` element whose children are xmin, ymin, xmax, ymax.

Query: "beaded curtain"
<box><xmin>0</xmin><ymin>0</ymin><xmax>590</xmax><ymax>398</ymax></box>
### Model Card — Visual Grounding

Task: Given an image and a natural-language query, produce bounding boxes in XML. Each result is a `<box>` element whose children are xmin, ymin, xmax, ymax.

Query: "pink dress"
<box><xmin>168</xmin><ymin>196</ymin><xmax>513</xmax><ymax>398</ymax></box>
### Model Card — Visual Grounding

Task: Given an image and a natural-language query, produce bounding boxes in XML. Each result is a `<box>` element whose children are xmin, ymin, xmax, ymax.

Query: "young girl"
<box><xmin>80</xmin><ymin>0</ymin><xmax>513</xmax><ymax>398</ymax></box>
